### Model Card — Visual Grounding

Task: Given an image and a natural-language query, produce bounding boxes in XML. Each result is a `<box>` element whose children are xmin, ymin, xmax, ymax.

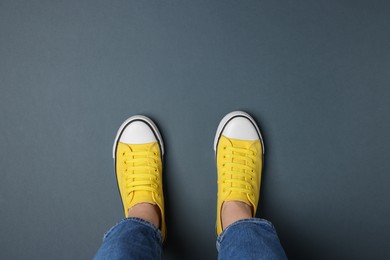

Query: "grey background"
<box><xmin>1</xmin><ymin>0</ymin><xmax>389</xmax><ymax>259</ymax></box>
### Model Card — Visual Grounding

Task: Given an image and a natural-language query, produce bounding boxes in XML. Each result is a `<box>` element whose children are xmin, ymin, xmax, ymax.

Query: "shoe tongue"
<box><xmin>126</xmin><ymin>142</ymin><xmax>157</xmax><ymax>208</ymax></box>
<box><xmin>129</xmin><ymin>191</ymin><xmax>156</xmax><ymax>208</ymax></box>
<box><xmin>223</xmin><ymin>136</ymin><xmax>256</xmax><ymax>208</ymax></box>
<box><xmin>224</xmin><ymin>192</ymin><xmax>253</xmax><ymax>207</ymax></box>
<box><xmin>225</xmin><ymin>137</ymin><xmax>250</xmax><ymax>171</ymax></box>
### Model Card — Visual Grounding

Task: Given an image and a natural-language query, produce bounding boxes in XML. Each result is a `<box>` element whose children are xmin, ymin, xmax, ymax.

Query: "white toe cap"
<box><xmin>119</xmin><ymin>121</ymin><xmax>156</xmax><ymax>144</ymax></box>
<box><xmin>222</xmin><ymin>117</ymin><xmax>259</xmax><ymax>141</ymax></box>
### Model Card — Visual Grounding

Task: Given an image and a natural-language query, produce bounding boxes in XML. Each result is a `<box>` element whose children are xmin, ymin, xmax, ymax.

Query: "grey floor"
<box><xmin>1</xmin><ymin>1</ymin><xmax>390</xmax><ymax>259</ymax></box>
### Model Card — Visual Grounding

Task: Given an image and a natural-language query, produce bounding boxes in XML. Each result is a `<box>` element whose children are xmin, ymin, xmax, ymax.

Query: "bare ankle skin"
<box><xmin>221</xmin><ymin>201</ymin><xmax>253</xmax><ymax>230</ymax></box>
<box><xmin>127</xmin><ymin>203</ymin><xmax>161</xmax><ymax>228</ymax></box>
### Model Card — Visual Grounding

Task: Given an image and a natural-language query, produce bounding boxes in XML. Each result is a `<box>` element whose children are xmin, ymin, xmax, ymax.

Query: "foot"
<box><xmin>127</xmin><ymin>203</ymin><xmax>161</xmax><ymax>228</ymax></box>
<box><xmin>221</xmin><ymin>201</ymin><xmax>252</xmax><ymax>230</ymax></box>
<box><xmin>214</xmin><ymin>111</ymin><xmax>264</xmax><ymax>235</ymax></box>
<box><xmin>113</xmin><ymin>115</ymin><xmax>166</xmax><ymax>240</ymax></box>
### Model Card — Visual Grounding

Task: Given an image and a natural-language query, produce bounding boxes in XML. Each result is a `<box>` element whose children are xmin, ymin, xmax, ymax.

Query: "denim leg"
<box><xmin>94</xmin><ymin>217</ymin><xmax>162</xmax><ymax>260</ymax></box>
<box><xmin>217</xmin><ymin>218</ymin><xmax>287</xmax><ymax>260</ymax></box>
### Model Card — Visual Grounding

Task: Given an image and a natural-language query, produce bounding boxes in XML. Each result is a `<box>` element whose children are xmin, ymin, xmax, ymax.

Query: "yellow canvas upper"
<box><xmin>115</xmin><ymin>141</ymin><xmax>166</xmax><ymax>240</ymax></box>
<box><xmin>216</xmin><ymin>135</ymin><xmax>263</xmax><ymax>235</ymax></box>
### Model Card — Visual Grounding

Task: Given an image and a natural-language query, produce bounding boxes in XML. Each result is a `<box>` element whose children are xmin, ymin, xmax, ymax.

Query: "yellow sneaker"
<box><xmin>113</xmin><ymin>115</ymin><xmax>166</xmax><ymax>240</ymax></box>
<box><xmin>214</xmin><ymin>111</ymin><xmax>264</xmax><ymax>235</ymax></box>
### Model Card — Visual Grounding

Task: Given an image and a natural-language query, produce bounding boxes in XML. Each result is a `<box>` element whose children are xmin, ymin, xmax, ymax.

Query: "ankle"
<box><xmin>221</xmin><ymin>201</ymin><xmax>253</xmax><ymax>230</ymax></box>
<box><xmin>128</xmin><ymin>203</ymin><xmax>161</xmax><ymax>228</ymax></box>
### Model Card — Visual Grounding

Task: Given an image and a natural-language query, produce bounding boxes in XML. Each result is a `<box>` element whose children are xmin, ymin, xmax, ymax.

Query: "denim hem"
<box><xmin>103</xmin><ymin>217</ymin><xmax>162</xmax><ymax>243</ymax></box>
<box><xmin>216</xmin><ymin>218</ymin><xmax>275</xmax><ymax>250</ymax></box>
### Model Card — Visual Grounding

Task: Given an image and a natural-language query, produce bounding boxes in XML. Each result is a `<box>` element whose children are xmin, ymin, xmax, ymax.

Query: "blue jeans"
<box><xmin>94</xmin><ymin>217</ymin><xmax>287</xmax><ymax>260</ymax></box>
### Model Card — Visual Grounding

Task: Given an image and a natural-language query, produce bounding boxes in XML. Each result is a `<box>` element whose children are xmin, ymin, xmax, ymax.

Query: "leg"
<box><xmin>94</xmin><ymin>218</ymin><xmax>162</xmax><ymax>260</ymax></box>
<box><xmin>217</xmin><ymin>218</ymin><xmax>287</xmax><ymax>260</ymax></box>
<box><xmin>94</xmin><ymin>115</ymin><xmax>167</xmax><ymax>259</ymax></box>
<box><xmin>214</xmin><ymin>111</ymin><xmax>287</xmax><ymax>259</ymax></box>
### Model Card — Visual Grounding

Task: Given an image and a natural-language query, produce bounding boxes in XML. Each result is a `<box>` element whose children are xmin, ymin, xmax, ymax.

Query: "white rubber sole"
<box><xmin>112</xmin><ymin>115</ymin><xmax>164</xmax><ymax>159</ymax></box>
<box><xmin>213</xmin><ymin>111</ymin><xmax>265</xmax><ymax>154</ymax></box>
